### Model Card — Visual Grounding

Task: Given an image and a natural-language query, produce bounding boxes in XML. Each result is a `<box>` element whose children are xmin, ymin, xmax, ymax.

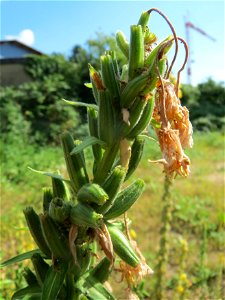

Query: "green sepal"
<box><xmin>116</xmin><ymin>31</ymin><xmax>129</xmax><ymax>59</ymax></box>
<box><xmin>125</xmin><ymin>136</ymin><xmax>145</xmax><ymax>180</ymax></box>
<box><xmin>137</xmin><ymin>11</ymin><xmax>150</xmax><ymax>30</ymax></box>
<box><xmin>75</xmin><ymin>275</ymin><xmax>115</xmax><ymax>300</ymax></box>
<box><xmin>86</xmin><ymin>277</ymin><xmax>115</xmax><ymax>300</ymax></box>
<box><xmin>121</xmin><ymin>96</ymin><xmax>148</xmax><ymax>137</ymax></box>
<box><xmin>61</xmin><ymin>132</ymin><xmax>89</xmax><ymax>193</ymax></box>
<box><xmin>89</xmin><ymin>257</ymin><xmax>111</xmax><ymax>283</ymax></box>
<box><xmin>87</xmin><ymin>108</ymin><xmax>103</xmax><ymax>172</ymax></box>
<box><xmin>11</xmin><ymin>285</ymin><xmax>41</xmax><ymax>300</ymax></box>
<box><xmin>121</xmin><ymin>64</ymin><xmax>128</xmax><ymax>81</ymax></box>
<box><xmin>104</xmin><ymin>179</ymin><xmax>145</xmax><ymax>220</ymax></box>
<box><xmin>31</xmin><ymin>253</ymin><xmax>49</xmax><ymax>286</ymax></box>
<box><xmin>98</xmin><ymin>89</ymin><xmax>115</xmax><ymax>145</ymax></box>
<box><xmin>105</xmin><ymin>50</ymin><xmax>120</xmax><ymax>77</ymax></box>
<box><xmin>23</xmin><ymin>207</ymin><xmax>51</xmax><ymax>258</ymax></box>
<box><xmin>94</xmin><ymin>142</ymin><xmax>120</xmax><ymax>185</ymax></box>
<box><xmin>42</xmin><ymin>188</ymin><xmax>53</xmax><ymax>213</ymax></box>
<box><xmin>23</xmin><ymin>267</ymin><xmax>39</xmax><ymax>286</ymax></box>
<box><xmin>128</xmin><ymin>25</ymin><xmax>144</xmax><ymax>80</ymax></box>
<box><xmin>41</xmin><ymin>262</ymin><xmax>68</xmax><ymax>300</ymax></box>
<box><xmin>48</xmin><ymin>198</ymin><xmax>71</xmax><ymax>223</ymax></box>
<box><xmin>88</xmin><ymin>63</ymin><xmax>104</xmax><ymax>93</ymax></box>
<box><xmin>40</xmin><ymin>214</ymin><xmax>71</xmax><ymax>261</ymax></box>
<box><xmin>70</xmin><ymin>202</ymin><xmax>103</xmax><ymax>228</ymax></box>
<box><xmin>77</xmin><ymin>183</ymin><xmax>109</xmax><ymax>206</ymax></box>
<box><xmin>127</xmin><ymin>95</ymin><xmax>154</xmax><ymax>139</ymax></box>
<box><xmin>51</xmin><ymin>176</ymin><xmax>67</xmax><ymax>199</ymax></box>
<box><xmin>101</xmin><ymin>54</ymin><xmax>120</xmax><ymax>100</ymax></box>
<box><xmin>120</xmin><ymin>73</ymin><xmax>148</xmax><ymax>108</ymax></box>
<box><xmin>76</xmin><ymin>243</ymin><xmax>92</xmax><ymax>276</ymax></box>
<box><xmin>96</xmin><ymin>165</ymin><xmax>126</xmax><ymax>214</ymax></box>
<box><xmin>106</xmin><ymin>222</ymin><xmax>140</xmax><ymax>267</ymax></box>
<box><xmin>145</xmin><ymin>36</ymin><xmax>173</xmax><ymax>68</ymax></box>
<box><xmin>142</xmin><ymin>57</ymin><xmax>167</xmax><ymax>95</ymax></box>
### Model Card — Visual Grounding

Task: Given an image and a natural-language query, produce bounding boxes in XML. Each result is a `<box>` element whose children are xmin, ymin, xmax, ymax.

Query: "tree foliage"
<box><xmin>181</xmin><ymin>79</ymin><xmax>225</xmax><ymax>131</ymax></box>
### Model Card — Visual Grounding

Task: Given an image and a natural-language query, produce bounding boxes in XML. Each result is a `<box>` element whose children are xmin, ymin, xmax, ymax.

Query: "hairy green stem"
<box><xmin>154</xmin><ymin>176</ymin><xmax>173</xmax><ymax>300</ymax></box>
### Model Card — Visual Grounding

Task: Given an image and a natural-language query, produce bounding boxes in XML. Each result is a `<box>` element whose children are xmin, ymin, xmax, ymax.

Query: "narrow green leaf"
<box><xmin>70</xmin><ymin>136</ymin><xmax>106</xmax><ymax>155</ymax></box>
<box><xmin>0</xmin><ymin>249</ymin><xmax>42</xmax><ymax>268</ymax></box>
<box><xmin>63</xmin><ymin>99</ymin><xmax>98</xmax><ymax>111</ymax></box>
<box><xmin>12</xmin><ymin>285</ymin><xmax>41</xmax><ymax>300</ymax></box>
<box><xmin>28</xmin><ymin>167</ymin><xmax>70</xmax><ymax>183</ymax></box>
<box><xmin>84</xmin><ymin>82</ymin><xmax>92</xmax><ymax>88</ymax></box>
<box><xmin>41</xmin><ymin>263</ymin><xmax>68</xmax><ymax>300</ymax></box>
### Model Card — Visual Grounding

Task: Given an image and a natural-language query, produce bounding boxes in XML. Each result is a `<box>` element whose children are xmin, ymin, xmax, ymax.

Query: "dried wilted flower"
<box><xmin>150</xmin><ymin>127</ymin><xmax>191</xmax><ymax>177</ymax></box>
<box><xmin>151</xmin><ymin>77</ymin><xmax>192</xmax><ymax>177</ymax></box>
<box><xmin>125</xmin><ymin>288</ymin><xmax>140</xmax><ymax>300</ymax></box>
<box><xmin>173</xmin><ymin>106</ymin><xmax>193</xmax><ymax>149</ymax></box>
<box><xmin>95</xmin><ymin>224</ymin><xmax>114</xmax><ymax>264</ymax></box>
<box><xmin>118</xmin><ymin>239</ymin><xmax>153</xmax><ymax>287</ymax></box>
<box><xmin>119</xmin><ymin>259</ymin><xmax>153</xmax><ymax>287</ymax></box>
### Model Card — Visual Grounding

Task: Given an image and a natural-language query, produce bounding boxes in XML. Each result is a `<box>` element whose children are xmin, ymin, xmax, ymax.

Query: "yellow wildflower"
<box><xmin>176</xmin><ymin>285</ymin><xmax>184</xmax><ymax>294</ymax></box>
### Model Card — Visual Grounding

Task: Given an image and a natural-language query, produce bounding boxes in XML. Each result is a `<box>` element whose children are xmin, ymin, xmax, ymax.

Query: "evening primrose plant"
<box><xmin>1</xmin><ymin>8</ymin><xmax>192</xmax><ymax>299</ymax></box>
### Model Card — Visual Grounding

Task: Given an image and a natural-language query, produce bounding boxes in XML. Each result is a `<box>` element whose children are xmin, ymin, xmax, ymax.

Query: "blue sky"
<box><xmin>1</xmin><ymin>0</ymin><xmax>224</xmax><ymax>85</ymax></box>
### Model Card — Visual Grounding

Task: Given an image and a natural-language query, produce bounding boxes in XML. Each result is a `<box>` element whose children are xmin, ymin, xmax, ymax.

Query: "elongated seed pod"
<box><xmin>31</xmin><ymin>253</ymin><xmax>49</xmax><ymax>286</ymax></box>
<box><xmin>107</xmin><ymin>223</ymin><xmax>140</xmax><ymax>267</ymax></box>
<box><xmin>138</xmin><ymin>11</ymin><xmax>150</xmax><ymax>30</ymax></box>
<box><xmin>96</xmin><ymin>165</ymin><xmax>126</xmax><ymax>214</ymax></box>
<box><xmin>116</xmin><ymin>31</ymin><xmax>129</xmax><ymax>59</ymax></box>
<box><xmin>77</xmin><ymin>183</ymin><xmax>108</xmax><ymax>206</ymax></box>
<box><xmin>89</xmin><ymin>257</ymin><xmax>111</xmax><ymax>283</ymax></box>
<box><xmin>61</xmin><ymin>132</ymin><xmax>89</xmax><ymax>193</ymax></box>
<box><xmin>120</xmin><ymin>73</ymin><xmax>149</xmax><ymax>108</ymax></box>
<box><xmin>127</xmin><ymin>95</ymin><xmax>154</xmax><ymax>139</ymax></box>
<box><xmin>42</xmin><ymin>187</ymin><xmax>53</xmax><ymax>213</ymax></box>
<box><xmin>98</xmin><ymin>90</ymin><xmax>115</xmax><ymax>145</ymax></box>
<box><xmin>49</xmin><ymin>198</ymin><xmax>71</xmax><ymax>223</ymax></box>
<box><xmin>128</xmin><ymin>25</ymin><xmax>144</xmax><ymax>80</ymax></box>
<box><xmin>40</xmin><ymin>214</ymin><xmax>71</xmax><ymax>261</ymax></box>
<box><xmin>104</xmin><ymin>179</ymin><xmax>145</xmax><ymax>220</ymax></box>
<box><xmin>70</xmin><ymin>202</ymin><xmax>103</xmax><ymax>228</ymax></box>
<box><xmin>23</xmin><ymin>207</ymin><xmax>51</xmax><ymax>258</ymax></box>
<box><xmin>101</xmin><ymin>54</ymin><xmax>120</xmax><ymax>100</ymax></box>
<box><xmin>125</xmin><ymin>136</ymin><xmax>145</xmax><ymax>180</ymax></box>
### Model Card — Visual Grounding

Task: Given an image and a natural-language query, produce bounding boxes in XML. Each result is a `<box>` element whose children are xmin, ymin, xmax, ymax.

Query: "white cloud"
<box><xmin>5</xmin><ymin>29</ymin><xmax>35</xmax><ymax>46</ymax></box>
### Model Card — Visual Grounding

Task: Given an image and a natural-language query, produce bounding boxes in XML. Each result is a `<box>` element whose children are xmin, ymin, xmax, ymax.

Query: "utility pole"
<box><xmin>185</xmin><ymin>20</ymin><xmax>216</xmax><ymax>85</ymax></box>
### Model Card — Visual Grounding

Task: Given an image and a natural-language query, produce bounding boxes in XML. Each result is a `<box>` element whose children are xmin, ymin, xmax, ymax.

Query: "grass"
<box><xmin>0</xmin><ymin>131</ymin><xmax>224</xmax><ymax>299</ymax></box>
